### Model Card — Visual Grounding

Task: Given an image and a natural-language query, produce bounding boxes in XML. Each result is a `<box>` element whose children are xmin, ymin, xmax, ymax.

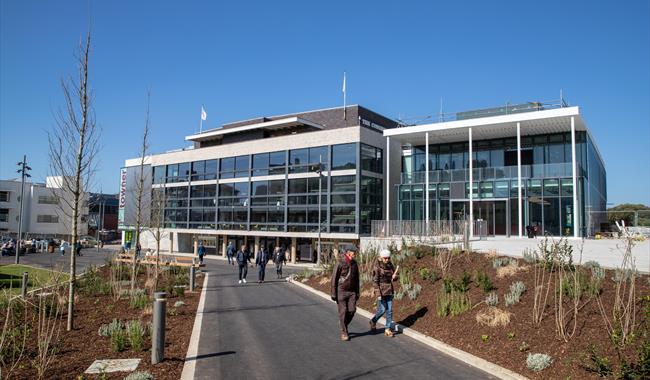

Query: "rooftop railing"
<box><xmin>397</xmin><ymin>98</ymin><xmax>568</xmax><ymax>126</ymax></box>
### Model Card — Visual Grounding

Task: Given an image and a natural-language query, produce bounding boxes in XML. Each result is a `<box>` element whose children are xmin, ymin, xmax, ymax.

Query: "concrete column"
<box><xmin>333</xmin><ymin>240</ymin><xmax>340</xmax><ymax>257</ymax></box>
<box><xmin>517</xmin><ymin>122</ymin><xmax>523</xmax><ymax>238</ymax></box>
<box><xmin>468</xmin><ymin>127</ymin><xmax>473</xmax><ymax>239</ymax></box>
<box><xmin>425</xmin><ymin>132</ymin><xmax>430</xmax><ymax>228</ymax></box>
<box><xmin>221</xmin><ymin>236</ymin><xmax>227</xmax><ymax>258</ymax></box>
<box><xmin>290</xmin><ymin>237</ymin><xmax>297</xmax><ymax>264</ymax></box>
<box><xmin>254</xmin><ymin>236</ymin><xmax>260</xmax><ymax>259</ymax></box>
<box><xmin>571</xmin><ymin>116</ymin><xmax>579</xmax><ymax>238</ymax></box>
<box><xmin>275</xmin><ymin>237</ymin><xmax>280</xmax><ymax>249</ymax></box>
<box><xmin>193</xmin><ymin>239</ymin><xmax>198</xmax><ymax>255</ymax></box>
<box><xmin>169</xmin><ymin>233</ymin><xmax>174</xmax><ymax>253</ymax></box>
<box><xmin>386</xmin><ymin>136</ymin><xmax>390</xmax><ymax>223</ymax></box>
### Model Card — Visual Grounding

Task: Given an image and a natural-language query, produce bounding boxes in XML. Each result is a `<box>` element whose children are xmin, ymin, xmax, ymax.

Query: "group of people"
<box><xmin>331</xmin><ymin>247</ymin><xmax>398</xmax><ymax>341</ymax></box>
<box><xmin>220</xmin><ymin>241</ymin><xmax>288</xmax><ymax>284</ymax></box>
<box><xmin>58</xmin><ymin>240</ymin><xmax>84</xmax><ymax>257</ymax></box>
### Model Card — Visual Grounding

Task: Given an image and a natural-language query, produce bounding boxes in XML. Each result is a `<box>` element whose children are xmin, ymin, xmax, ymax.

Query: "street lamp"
<box><xmin>311</xmin><ymin>155</ymin><xmax>324</xmax><ymax>266</ymax></box>
<box><xmin>16</xmin><ymin>155</ymin><xmax>31</xmax><ymax>264</ymax></box>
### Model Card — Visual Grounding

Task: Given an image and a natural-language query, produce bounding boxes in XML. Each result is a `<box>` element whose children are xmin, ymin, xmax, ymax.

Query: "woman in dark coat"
<box><xmin>369</xmin><ymin>249</ymin><xmax>398</xmax><ymax>337</ymax></box>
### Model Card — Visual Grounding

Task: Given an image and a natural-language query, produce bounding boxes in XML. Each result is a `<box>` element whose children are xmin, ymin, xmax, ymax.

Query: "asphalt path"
<box><xmin>192</xmin><ymin>261</ymin><xmax>493</xmax><ymax>380</ymax></box>
<box><xmin>0</xmin><ymin>245</ymin><xmax>119</xmax><ymax>273</ymax></box>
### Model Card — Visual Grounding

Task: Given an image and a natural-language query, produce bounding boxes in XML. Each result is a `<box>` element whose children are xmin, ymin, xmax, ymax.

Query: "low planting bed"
<box><xmin>0</xmin><ymin>262</ymin><xmax>203</xmax><ymax>379</ymax></box>
<box><xmin>302</xmin><ymin>237</ymin><xmax>650</xmax><ymax>379</ymax></box>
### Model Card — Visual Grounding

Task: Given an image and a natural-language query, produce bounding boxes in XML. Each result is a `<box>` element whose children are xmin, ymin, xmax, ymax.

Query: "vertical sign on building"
<box><xmin>118</xmin><ymin>168</ymin><xmax>127</xmax><ymax>229</ymax></box>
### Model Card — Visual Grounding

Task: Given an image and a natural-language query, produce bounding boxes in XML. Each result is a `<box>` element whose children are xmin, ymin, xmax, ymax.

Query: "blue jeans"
<box><xmin>371</xmin><ymin>295</ymin><xmax>394</xmax><ymax>330</ymax></box>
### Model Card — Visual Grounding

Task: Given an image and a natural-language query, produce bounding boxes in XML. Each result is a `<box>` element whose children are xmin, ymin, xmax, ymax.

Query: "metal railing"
<box><xmin>370</xmin><ymin>219</ymin><xmax>488</xmax><ymax>242</ymax></box>
<box><xmin>401</xmin><ymin>163</ymin><xmax>583</xmax><ymax>185</ymax></box>
<box><xmin>398</xmin><ymin>99</ymin><xmax>568</xmax><ymax>126</ymax></box>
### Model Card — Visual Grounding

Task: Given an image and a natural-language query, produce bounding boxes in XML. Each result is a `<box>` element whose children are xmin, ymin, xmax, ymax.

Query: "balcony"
<box><xmin>401</xmin><ymin>163</ymin><xmax>583</xmax><ymax>184</ymax></box>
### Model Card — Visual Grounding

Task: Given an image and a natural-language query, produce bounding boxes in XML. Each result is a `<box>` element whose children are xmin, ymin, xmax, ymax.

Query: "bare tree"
<box><xmin>131</xmin><ymin>91</ymin><xmax>151</xmax><ymax>293</ymax></box>
<box><xmin>148</xmin><ymin>186</ymin><xmax>168</xmax><ymax>291</ymax></box>
<box><xmin>48</xmin><ymin>33</ymin><xmax>100</xmax><ymax>331</ymax></box>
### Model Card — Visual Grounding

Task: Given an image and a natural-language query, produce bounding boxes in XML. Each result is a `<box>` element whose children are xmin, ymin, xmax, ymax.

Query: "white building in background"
<box><xmin>0</xmin><ymin>177</ymin><xmax>88</xmax><ymax>239</ymax></box>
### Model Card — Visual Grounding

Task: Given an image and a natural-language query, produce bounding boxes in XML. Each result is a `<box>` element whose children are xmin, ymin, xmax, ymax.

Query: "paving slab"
<box><xmin>85</xmin><ymin>358</ymin><xmax>140</xmax><ymax>374</ymax></box>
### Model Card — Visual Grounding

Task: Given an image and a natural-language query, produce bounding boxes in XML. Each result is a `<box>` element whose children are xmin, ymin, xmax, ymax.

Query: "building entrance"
<box><xmin>451</xmin><ymin>199</ymin><xmax>509</xmax><ymax>236</ymax></box>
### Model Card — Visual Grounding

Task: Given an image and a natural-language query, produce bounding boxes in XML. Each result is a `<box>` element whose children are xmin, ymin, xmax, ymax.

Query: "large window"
<box><xmin>37</xmin><ymin>215</ymin><xmax>59</xmax><ymax>223</ymax></box>
<box><xmin>361</xmin><ymin>144</ymin><xmax>382</xmax><ymax>173</ymax></box>
<box><xmin>153</xmin><ymin>166</ymin><xmax>165</xmax><ymax>184</ymax></box>
<box><xmin>0</xmin><ymin>209</ymin><xmax>8</xmax><ymax>222</ymax></box>
<box><xmin>332</xmin><ymin>143</ymin><xmax>356</xmax><ymax>170</ymax></box>
<box><xmin>191</xmin><ymin>160</ymin><xmax>218</xmax><ymax>181</ymax></box>
<box><xmin>38</xmin><ymin>195</ymin><xmax>59</xmax><ymax>204</ymax></box>
<box><xmin>252</xmin><ymin>151</ymin><xmax>287</xmax><ymax>176</ymax></box>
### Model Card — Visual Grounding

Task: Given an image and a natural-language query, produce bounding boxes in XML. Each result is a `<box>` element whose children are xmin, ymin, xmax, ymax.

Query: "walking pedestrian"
<box><xmin>75</xmin><ymin>240</ymin><xmax>83</xmax><ymax>257</ymax></box>
<box><xmin>135</xmin><ymin>242</ymin><xmax>142</xmax><ymax>258</ymax></box>
<box><xmin>197</xmin><ymin>241</ymin><xmax>206</xmax><ymax>265</ymax></box>
<box><xmin>236</xmin><ymin>244</ymin><xmax>251</xmax><ymax>284</ymax></box>
<box><xmin>226</xmin><ymin>241</ymin><xmax>235</xmax><ymax>265</ymax></box>
<box><xmin>255</xmin><ymin>246</ymin><xmax>270</xmax><ymax>283</ymax></box>
<box><xmin>60</xmin><ymin>240</ymin><xmax>68</xmax><ymax>256</ymax></box>
<box><xmin>273</xmin><ymin>246</ymin><xmax>286</xmax><ymax>279</ymax></box>
<box><xmin>330</xmin><ymin>247</ymin><xmax>360</xmax><ymax>341</ymax></box>
<box><xmin>369</xmin><ymin>249</ymin><xmax>399</xmax><ymax>337</ymax></box>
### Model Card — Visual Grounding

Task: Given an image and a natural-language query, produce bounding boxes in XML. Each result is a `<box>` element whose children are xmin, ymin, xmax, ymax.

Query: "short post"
<box><xmin>189</xmin><ymin>265</ymin><xmax>195</xmax><ymax>291</ymax></box>
<box><xmin>151</xmin><ymin>292</ymin><xmax>167</xmax><ymax>364</ymax></box>
<box><xmin>21</xmin><ymin>272</ymin><xmax>28</xmax><ymax>298</ymax></box>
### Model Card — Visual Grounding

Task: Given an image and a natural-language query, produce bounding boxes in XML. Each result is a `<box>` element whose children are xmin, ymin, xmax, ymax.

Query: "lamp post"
<box><xmin>16</xmin><ymin>155</ymin><xmax>31</xmax><ymax>264</ymax></box>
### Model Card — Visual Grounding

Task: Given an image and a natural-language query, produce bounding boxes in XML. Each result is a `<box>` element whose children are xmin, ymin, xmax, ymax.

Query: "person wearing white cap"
<box><xmin>369</xmin><ymin>249</ymin><xmax>398</xmax><ymax>337</ymax></box>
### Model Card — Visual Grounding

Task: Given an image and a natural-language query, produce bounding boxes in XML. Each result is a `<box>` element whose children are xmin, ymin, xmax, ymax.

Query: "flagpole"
<box><xmin>342</xmin><ymin>71</ymin><xmax>346</xmax><ymax>120</ymax></box>
<box><xmin>200</xmin><ymin>104</ymin><xmax>204</xmax><ymax>133</ymax></box>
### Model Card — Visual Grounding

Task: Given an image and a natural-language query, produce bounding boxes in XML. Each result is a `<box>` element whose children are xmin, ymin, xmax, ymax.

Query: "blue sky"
<box><xmin>1</xmin><ymin>0</ymin><xmax>648</xmax><ymax>206</ymax></box>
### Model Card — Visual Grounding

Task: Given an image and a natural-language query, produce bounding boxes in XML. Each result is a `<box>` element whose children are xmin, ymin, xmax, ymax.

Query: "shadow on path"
<box><xmin>396</xmin><ymin>306</ymin><xmax>428</xmax><ymax>327</ymax></box>
<box><xmin>185</xmin><ymin>351</ymin><xmax>236</xmax><ymax>362</ymax></box>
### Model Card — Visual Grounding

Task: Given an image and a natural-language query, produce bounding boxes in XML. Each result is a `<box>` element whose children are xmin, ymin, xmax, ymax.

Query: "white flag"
<box><xmin>201</xmin><ymin>106</ymin><xmax>207</xmax><ymax>121</ymax></box>
<box><xmin>342</xmin><ymin>72</ymin><xmax>346</xmax><ymax>93</ymax></box>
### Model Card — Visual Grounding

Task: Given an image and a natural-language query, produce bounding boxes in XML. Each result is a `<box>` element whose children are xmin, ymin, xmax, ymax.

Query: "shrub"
<box><xmin>518</xmin><ymin>341</ymin><xmax>530</xmax><ymax>352</ymax></box>
<box><xmin>485</xmin><ymin>292</ymin><xmax>498</xmax><ymax>307</ymax></box>
<box><xmin>437</xmin><ymin>288</ymin><xmax>471</xmax><ymax>317</ymax></box>
<box><xmin>506</xmin><ymin>332</ymin><xmax>515</xmax><ymax>340</ymax></box>
<box><xmin>174</xmin><ymin>285</ymin><xmax>185</xmax><ymax>298</ymax></box>
<box><xmin>129</xmin><ymin>289</ymin><xmax>149</xmax><ymax>309</ymax></box>
<box><xmin>99</xmin><ymin>319</ymin><xmax>123</xmax><ymax>338</ymax></box>
<box><xmin>442</xmin><ymin>277</ymin><xmax>454</xmax><ymax>294</ymax></box>
<box><xmin>522</xmin><ymin>250</ymin><xmax>536</xmax><ymax>264</ymax></box>
<box><xmin>174</xmin><ymin>301</ymin><xmax>185</xmax><ymax>308</ymax></box>
<box><xmin>454</xmin><ymin>271</ymin><xmax>471</xmax><ymax>293</ymax></box>
<box><xmin>110</xmin><ymin>327</ymin><xmax>127</xmax><ymax>352</ymax></box>
<box><xmin>418</xmin><ymin>267</ymin><xmax>438</xmax><ymax>283</ymax></box>
<box><xmin>492</xmin><ymin>257</ymin><xmax>516</xmax><ymax>269</ymax></box>
<box><xmin>526</xmin><ymin>353</ymin><xmax>552</xmax><ymax>372</ymax></box>
<box><xmin>481</xmin><ymin>334</ymin><xmax>489</xmax><ymax>342</ymax></box>
<box><xmin>407</xmin><ymin>283</ymin><xmax>422</xmax><ymax>300</ymax></box>
<box><xmin>126</xmin><ymin>320</ymin><xmax>146</xmax><ymax>352</ymax></box>
<box><xmin>80</xmin><ymin>266</ymin><xmax>110</xmax><ymax>296</ymax></box>
<box><xmin>474</xmin><ymin>270</ymin><xmax>494</xmax><ymax>293</ymax></box>
<box><xmin>582</xmin><ymin>344</ymin><xmax>612</xmax><ymax>377</ymax></box>
<box><xmin>124</xmin><ymin>371</ymin><xmax>154</xmax><ymax>380</ymax></box>
<box><xmin>584</xmin><ymin>260</ymin><xmax>600</xmax><ymax>269</ymax></box>
<box><xmin>505</xmin><ymin>281</ymin><xmax>526</xmax><ymax>307</ymax></box>
<box><xmin>589</xmin><ymin>266</ymin><xmax>605</xmax><ymax>296</ymax></box>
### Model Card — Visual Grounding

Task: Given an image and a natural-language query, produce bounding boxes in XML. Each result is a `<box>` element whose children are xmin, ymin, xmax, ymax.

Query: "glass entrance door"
<box><xmin>450</xmin><ymin>200</ymin><xmax>509</xmax><ymax>236</ymax></box>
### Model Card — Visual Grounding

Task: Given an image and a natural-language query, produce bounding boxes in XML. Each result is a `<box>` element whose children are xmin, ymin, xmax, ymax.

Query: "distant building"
<box><xmin>0</xmin><ymin>177</ymin><xmax>89</xmax><ymax>239</ymax></box>
<box><xmin>88</xmin><ymin>193</ymin><xmax>119</xmax><ymax>240</ymax></box>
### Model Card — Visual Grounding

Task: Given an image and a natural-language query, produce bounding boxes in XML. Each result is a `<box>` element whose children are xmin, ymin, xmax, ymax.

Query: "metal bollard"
<box><xmin>189</xmin><ymin>266</ymin><xmax>195</xmax><ymax>291</ymax></box>
<box><xmin>151</xmin><ymin>292</ymin><xmax>167</xmax><ymax>364</ymax></box>
<box><xmin>21</xmin><ymin>272</ymin><xmax>28</xmax><ymax>298</ymax></box>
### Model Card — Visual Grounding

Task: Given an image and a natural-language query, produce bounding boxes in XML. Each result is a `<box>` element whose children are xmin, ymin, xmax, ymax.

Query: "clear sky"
<box><xmin>1</xmin><ymin>0</ymin><xmax>648</xmax><ymax>206</ymax></box>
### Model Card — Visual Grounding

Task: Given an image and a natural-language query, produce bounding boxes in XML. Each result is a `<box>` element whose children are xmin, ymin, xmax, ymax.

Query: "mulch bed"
<box><xmin>3</xmin><ymin>265</ymin><xmax>204</xmax><ymax>380</ymax></box>
<box><xmin>305</xmin><ymin>247</ymin><xmax>650</xmax><ymax>379</ymax></box>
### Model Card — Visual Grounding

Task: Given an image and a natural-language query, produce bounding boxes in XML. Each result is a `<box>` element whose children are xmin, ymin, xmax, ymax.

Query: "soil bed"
<box><xmin>305</xmin><ymin>243</ymin><xmax>650</xmax><ymax>379</ymax></box>
<box><xmin>1</xmin><ymin>263</ymin><xmax>203</xmax><ymax>379</ymax></box>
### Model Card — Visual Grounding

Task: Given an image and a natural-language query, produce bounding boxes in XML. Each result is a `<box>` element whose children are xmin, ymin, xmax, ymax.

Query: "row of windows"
<box><xmin>399</xmin><ymin>178</ymin><xmax>574</xmax><ymax>200</ymax></box>
<box><xmin>153</xmin><ymin>143</ymin><xmax>364</xmax><ymax>184</ymax></box>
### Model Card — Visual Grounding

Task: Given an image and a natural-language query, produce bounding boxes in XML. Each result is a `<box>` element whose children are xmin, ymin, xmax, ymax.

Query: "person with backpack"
<box><xmin>330</xmin><ymin>247</ymin><xmax>360</xmax><ymax>341</ymax></box>
<box><xmin>273</xmin><ymin>246</ymin><xmax>286</xmax><ymax>279</ymax></box>
<box><xmin>255</xmin><ymin>246</ymin><xmax>270</xmax><ymax>283</ymax></box>
<box><xmin>197</xmin><ymin>241</ymin><xmax>206</xmax><ymax>265</ymax></box>
<box><xmin>236</xmin><ymin>244</ymin><xmax>252</xmax><ymax>284</ymax></box>
<box><xmin>369</xmin><ymin>249</ymin><xmax>399</xmax><ymax>337</ymax></box>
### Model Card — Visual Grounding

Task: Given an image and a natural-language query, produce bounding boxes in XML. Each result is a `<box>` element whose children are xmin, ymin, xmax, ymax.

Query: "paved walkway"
<box><xmin>471</xmin><ymin>237</ymin><xmax>650</xmax><ymax>273</ymax></box>
<box><xmin>186</xmin><ymin>261</ymin><xmax>493</xmax><ymax>380</ymax></box>
<box><xmin>0</xmin><ymin>245</ymin><xmax>119</xmax><ymax>273</ymax></box>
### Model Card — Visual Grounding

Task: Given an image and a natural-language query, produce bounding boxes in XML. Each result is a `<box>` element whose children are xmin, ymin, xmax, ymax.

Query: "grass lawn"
<box><xmin>0</xmin><ymin>264</ymin><xmax>69</xmax><ymax>294</ymax></box>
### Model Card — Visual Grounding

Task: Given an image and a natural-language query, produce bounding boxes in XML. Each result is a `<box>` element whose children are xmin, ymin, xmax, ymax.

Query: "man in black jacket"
<box><xmin>330</xmin><ymin>247</ymin><xmax>360</xmax><ymax>341</ymax></box>
<box><xmin>236</xmin><ymin>244</ymin><xmax>252</xmax><ymax>284</ymax></box>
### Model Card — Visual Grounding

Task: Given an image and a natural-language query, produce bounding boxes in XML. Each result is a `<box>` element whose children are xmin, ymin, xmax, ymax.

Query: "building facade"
<box><xmin>0</xmin><ymin>177</ymin><xmax>89</xmax><ymax>239</ymax></box>
<box><xmin>119</xmin><ymin>105</ymin><xmax>398</xmax><ymax>260</ymax></box>
<box><xmin>384</xmin><ymin>102</ymin><xmax>607</xmax><ymax>238</ymax></box>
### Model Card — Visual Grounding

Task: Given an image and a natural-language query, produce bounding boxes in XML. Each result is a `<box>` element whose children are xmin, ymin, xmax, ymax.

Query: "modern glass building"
<box><xmin>119</xmin><ymin>105</ymin><xmax>395</xmax><ymax>261</ymax></box>
<box><xmin>384</xmin><ymin>102</ymin><xmax>606</xmax><ymax>238</ymax></box>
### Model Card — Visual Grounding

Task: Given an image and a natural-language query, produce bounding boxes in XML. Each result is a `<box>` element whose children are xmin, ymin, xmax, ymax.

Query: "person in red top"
<box><xmin>330</xmin><ymin>247</ymin><xmax>360</xmax><ymax>341</ymax></box>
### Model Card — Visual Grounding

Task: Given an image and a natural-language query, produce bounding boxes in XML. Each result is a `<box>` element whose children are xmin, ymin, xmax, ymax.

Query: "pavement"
<box><xmin>0</xmin><ymin>245</ymin><xmax>120</xmax><ymax>274</ymax></box>
<box><xmin>186</xmin><ymin>261</ymin><xmax>494</xmax><ymax>380</ymax></box>
<box><xmin>470</xmin><ymin>237</ymin><xmax>650</xmax><ymax>273</ymax></box>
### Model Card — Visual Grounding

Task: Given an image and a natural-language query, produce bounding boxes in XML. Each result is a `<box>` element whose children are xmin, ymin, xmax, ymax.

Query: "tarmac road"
<box><xmin>0</xmin><ymin>245</ymin><xmax>118</xmax><ymax>273</ymax></box>
<box><xmin>191</xmin><ymin>261</ymin><xmax>493</xmax><ymax>380</ymax></box>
